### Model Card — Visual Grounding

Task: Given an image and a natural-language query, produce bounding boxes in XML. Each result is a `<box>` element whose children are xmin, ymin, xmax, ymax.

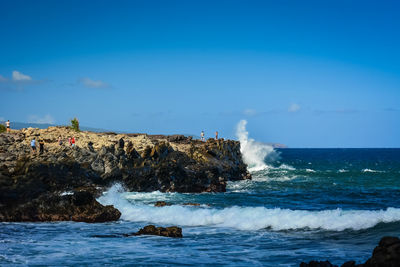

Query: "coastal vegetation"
<box><xmin>70</xmin><ymin>117</ymin><xmax>80</xmax><ymax>132</ymax></box>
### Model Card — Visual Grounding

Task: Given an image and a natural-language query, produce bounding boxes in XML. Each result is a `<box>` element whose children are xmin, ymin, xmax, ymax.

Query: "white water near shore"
<box><xmin>98</xmin><ymin>184</ymin><xmax>400</xmax><ymax>231</ymax></box>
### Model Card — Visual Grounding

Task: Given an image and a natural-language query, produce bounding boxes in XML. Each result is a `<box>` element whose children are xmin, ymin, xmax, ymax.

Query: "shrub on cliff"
<box><xmin>70</xmin><ymin>118</ymin><xmax>80</xmax><ymax>132</ymax></box>
<box><xmin>0</xmin><ymin>124</ymin><xmax>6</xmax><ymax>133</ymax></box>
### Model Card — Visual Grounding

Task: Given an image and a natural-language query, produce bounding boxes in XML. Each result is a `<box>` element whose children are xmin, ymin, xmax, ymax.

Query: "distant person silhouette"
<box><xmin>31</xmin><ymin>138</ymin><xmax>36</xmax><ymax>153</ymax></box>
<box><xmin>6</xmin><ymin>120</ymin><xmax>10</xmax><ymax>133</ymax></box>
<box><xmin>215</xmin><ymin>131</ymin><xmax>218</xmax><ymax>140</ymax></box>
<box><xmin>39</xmin><ymin>140</ymin><xmax>44</xmax><ymax>154</ymax></box>
<box><xmin>201</xmin><ymin>131</ymin><xmax>205</xmax><ymax>142</ymax></box>
<box><xmin>71</xmin><ymin>136</ymin><xmax>76</xmax><ymax>148</ymax></box>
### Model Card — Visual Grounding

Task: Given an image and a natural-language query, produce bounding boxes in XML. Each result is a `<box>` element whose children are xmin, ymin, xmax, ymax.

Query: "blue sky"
<box><xmin>0</xmin><ymin>0</ymin><xmax>399</xmax><ymax>147</ymax></box>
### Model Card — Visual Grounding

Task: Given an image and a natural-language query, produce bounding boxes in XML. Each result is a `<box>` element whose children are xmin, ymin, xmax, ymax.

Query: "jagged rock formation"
<box><xmin>300</xmin><ymin>236</ymin><xmax>400</xmax><ymax>267</ymax></box>
<box><xmin>0</xmin><ymin>127</ymin><xmax>250</xmax><ymax>222</ymax></box>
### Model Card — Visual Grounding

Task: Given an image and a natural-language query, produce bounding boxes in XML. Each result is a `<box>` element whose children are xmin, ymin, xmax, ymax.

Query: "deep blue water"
<box><xmin>1</xmin><ymin>148</ymin><xmax>400</xmax><ymax>266</ymax></box>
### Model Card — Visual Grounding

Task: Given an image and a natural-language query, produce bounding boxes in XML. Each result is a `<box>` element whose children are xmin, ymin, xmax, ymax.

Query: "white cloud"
<box><xmin>288</xmin><ymin>103</ymin><xmax>301</xmax><ymax>112</ymax></box>
<box><xmin>0</xmin><ymin>75</ymin><xmax>8</xmax><ymax>82</ymax></box>
<box><xmin>243</xmin><ymin>108</ymin><xmax>257</xmax><ymax>116</ymax></box>
<box><xmin>27</xmin><ymin>114</ymin><xmax>55</xmax><ymax>124</ymax></box>
<box><xmin>12</xmin><ymin>70</ymin><xmax>32</xmax><ymax>81</ymax></box>
<box><xmin>80</xmin><ymin>77</ymin><xmax>109</xmax><ymax>88</ymax></box>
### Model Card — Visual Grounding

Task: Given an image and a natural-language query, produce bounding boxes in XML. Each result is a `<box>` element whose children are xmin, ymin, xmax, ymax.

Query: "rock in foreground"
<box><xmin>0</xmin><ymin>191</ymin><xmax>121</xmax><ymax>223</ymax></box>
<box><xmin>300</xmin><ymin>236</ymin><xmax>400</xmax><ymax>267</ymax></box>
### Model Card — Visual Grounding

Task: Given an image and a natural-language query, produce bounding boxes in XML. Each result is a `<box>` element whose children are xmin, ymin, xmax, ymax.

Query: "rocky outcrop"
<box><xmin>364</xmin><ymin>236</ymin><xmax>400</xmax><ymax>267</ymax></box>
<box><xmin>0</xmin><ymin>190</ymin><xmax>121</xmax><ymax>222</ymax></box>
<box><xmin>126</xmin><ymin>225</ymin><xmax>183</xmax><ymax>238</ymax></box>
<box><xmin>0</xmin><ymin>127</ymin><xmax>250</xmax><ymax>222</ymax></box>
<box><xmin>91</xmin><ymin>225</ymin><xmax>183</xmax><ymax>238</ymax></box>
<box><xmin>300</xmin><ymin>236</ymin><xmax>400</xmax><ymax>267</ymax></box>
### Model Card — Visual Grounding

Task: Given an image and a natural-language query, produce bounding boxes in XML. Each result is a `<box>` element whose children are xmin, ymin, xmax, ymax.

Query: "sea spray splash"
<box><xmin>98</xmin><ymin>184</ymin><xmax>400</xmax><ymax>231</ymax></box>
<box><xmin>236</xmin><ymin>120</ymin><xmax>279</xmax><ymax>172</ymax></box>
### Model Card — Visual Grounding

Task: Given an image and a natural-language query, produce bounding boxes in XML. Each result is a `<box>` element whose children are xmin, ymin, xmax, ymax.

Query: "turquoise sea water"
<box><xmin>1</xmin><ymin>148</ymin><xmax>400</xmax><ymax>266</ymax></box>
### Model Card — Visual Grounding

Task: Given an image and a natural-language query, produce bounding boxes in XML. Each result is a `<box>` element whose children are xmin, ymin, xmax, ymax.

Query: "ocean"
<box><xmin>1</xmin><ymin>147</ymin><xmax>400</xmax><ymax>266</ymax></box>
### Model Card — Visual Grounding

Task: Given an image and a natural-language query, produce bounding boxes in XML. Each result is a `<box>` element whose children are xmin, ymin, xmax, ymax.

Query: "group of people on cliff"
<box><xmin>30</xmin><ymin>138</ymin><xmax>45</xmax><ymax>154</ymax></box>
<box><xmin>30</xmin><ymin>136</ymin><xmax>77</xmax><ymax>154</ymax></box>
<box><xmin>200</xmin><ymin>131</ymin><xmax>219</xmax><ymax>142</ymax></box>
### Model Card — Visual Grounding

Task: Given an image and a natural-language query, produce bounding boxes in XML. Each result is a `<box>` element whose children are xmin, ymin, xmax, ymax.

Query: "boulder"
<box><xmin>0</xmin><ymin>191</ymin><xmax>121</xmax><ymax>223</ymax></box>
<box><xmin>128</xmin><ymin>225</ymin><xmax>183</xmax><ymax>238</ymax></box>
<box><xmin>300</xmin><ymin>236</ymin><xmax>400</xmax><ymax>267</ymax></box>
<box><xmin>364</xmin><ymin>236</ymin><xmax>400</xmax><ymax>267</ymax></box>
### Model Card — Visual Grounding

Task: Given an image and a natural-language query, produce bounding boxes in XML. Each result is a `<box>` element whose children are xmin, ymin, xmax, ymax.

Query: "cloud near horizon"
<box><xmin>27</xmin><ymin>114</ymin><xmax>55</xmax><ymax>124</ymax></box>
<box><xmin>12</xmin><ymin>70</ymin><xmax>32</xmax><ymax>81</ymax></box>
<box><xmin>0</xmin><ymin>70</ymin><xmax>45</xmax><ymax>90</ymax></box>
<box><xmin>79</xmin><ymin>77</ymin><xmax>110</xmax><ymax>88</ymax></box>
<box><xmin>243</xmin><ymin>108</ymin><xmax>257</xmax><ymax>116</ymax></box>
<box><xmin>288</xmin><ymin>103</ymin><xmax>301</xmax><ymax>112</ymax></box>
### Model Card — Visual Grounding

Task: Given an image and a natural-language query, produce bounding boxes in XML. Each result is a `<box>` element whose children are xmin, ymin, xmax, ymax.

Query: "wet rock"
<box><xmin>0</xmin><ymin>191</ymin><xmax>121</xmax><ymax>223</ymax></box>
<box><xmin>300</xmin><ymin>236</ymin><xmax>400</xmax><ymax>267</ymax></box>
<box><xmin>154</xmin><ymin>201</ymin><xmax>172</xmax><ymax>207</ymax></box>
<box><xmin>363</xmin><ymin>236</ymin><xmax>400</xmax><ymax>267</ymax></box>
<box><xmin>128</xmin><ymin>225</ymin><xmax>183</xmax><ymax>238</ymax></box>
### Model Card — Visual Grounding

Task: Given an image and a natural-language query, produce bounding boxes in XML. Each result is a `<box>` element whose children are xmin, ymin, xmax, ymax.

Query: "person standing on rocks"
<box><xmin>215</xmin><ymin>131</ymin><xmax>218</xmax><ymax>140</ymax></box>
<box><xmin>39</xmin><ymin>139</ymin><xmax>45</xmax><ymax>154</ymax></box>
<box><xmin>68</xmin><ymin>137</ymin><xmax>72</xmax><ymax>146</ymax></box>
<box><xmin>6</xmin><ymin>120</ymin><xmax>10</xmax><ymax>133</ymax></box>
<box><xmin>71</xmin><ymin>136</ymin><xmax>76</xmax><ymax>148</ymax></box>
<box><xmin>201</xmin><ymin>131</ymin><xmax>205</xmax><ymax>142</ymax></box>
<box><xmin>31</xmin><ymin>138</ymin><xmax>37</xmax><ymax>153</ymax></box>
<box><xmin>58</xmin><ymin>136</ymin><xmax>63</xmax><ymax>146</ymax></box>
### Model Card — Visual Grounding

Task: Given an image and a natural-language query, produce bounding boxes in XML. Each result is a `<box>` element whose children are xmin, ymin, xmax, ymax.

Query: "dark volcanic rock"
<box><xmin>127</xmin><ymin>225</ymin><xmax>183</xmax><ymax>238</ymax></box>
<box><xmin>300</xmin><ymin>236</ymin><xmax>400</xmax><ymax>267</ymax></box>
<box><xmin>364</xmin><ymin>236</ymin><xmax>400</xmax><ymax>267</ymax></box>
<box><xmin>0</xmin><ymin>191</ymin><xmax>121</xmax><ymax>222</ymax></box>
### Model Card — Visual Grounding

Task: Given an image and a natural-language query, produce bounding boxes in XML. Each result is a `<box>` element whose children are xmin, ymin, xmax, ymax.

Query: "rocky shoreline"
<box><xmin>0</xmin><ymin>127</ymin><xmax>251</xmax><ymax>222</ymax></box>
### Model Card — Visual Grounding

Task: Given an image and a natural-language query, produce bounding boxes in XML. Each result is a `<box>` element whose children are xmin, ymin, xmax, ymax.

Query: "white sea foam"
<box><xmin>305</xmin><ymin>169</ymin><xmax>316</xmax><ymax>173</ymax></box>
<box><xmin>98</xmin><ymin>185</ymin><xmax>400</xmax><ymax>231</ymax></box>
<box><xmin>362</xmin><ymin>169</ymin><xmax>383</xmax><ymax>173</ymax></box>
<box><xmin>236</xmin><ymin>120</ymin><xmax>279</xmax><ymax>172</ymax></box>
<box><xmin>338</xmin><ymin>169</ymin><xmax>349</xmax><ymax>173</ymax></box>
<box><xmin>278</xmin><ymin>164</ymin><xmax>296</xmax><ymax>170</ymax></box>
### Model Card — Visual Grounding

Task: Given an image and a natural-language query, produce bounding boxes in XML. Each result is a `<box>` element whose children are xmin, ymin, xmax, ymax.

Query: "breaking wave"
<box><xmin>98</xmin><ymin>184</ymin><xmax>400</xmax><ymax>231</ymax></box>
<box><xmin>236</xmin><ymin>120</ymin><xmax>280</xmax><ymax>172</ymax></box>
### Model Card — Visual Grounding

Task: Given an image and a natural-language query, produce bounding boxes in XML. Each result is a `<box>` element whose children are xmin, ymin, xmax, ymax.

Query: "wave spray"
<box><xmin>236</xmin><ymin>120</ymin><xmax>278</xmax><ymax>172</ymax></box>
